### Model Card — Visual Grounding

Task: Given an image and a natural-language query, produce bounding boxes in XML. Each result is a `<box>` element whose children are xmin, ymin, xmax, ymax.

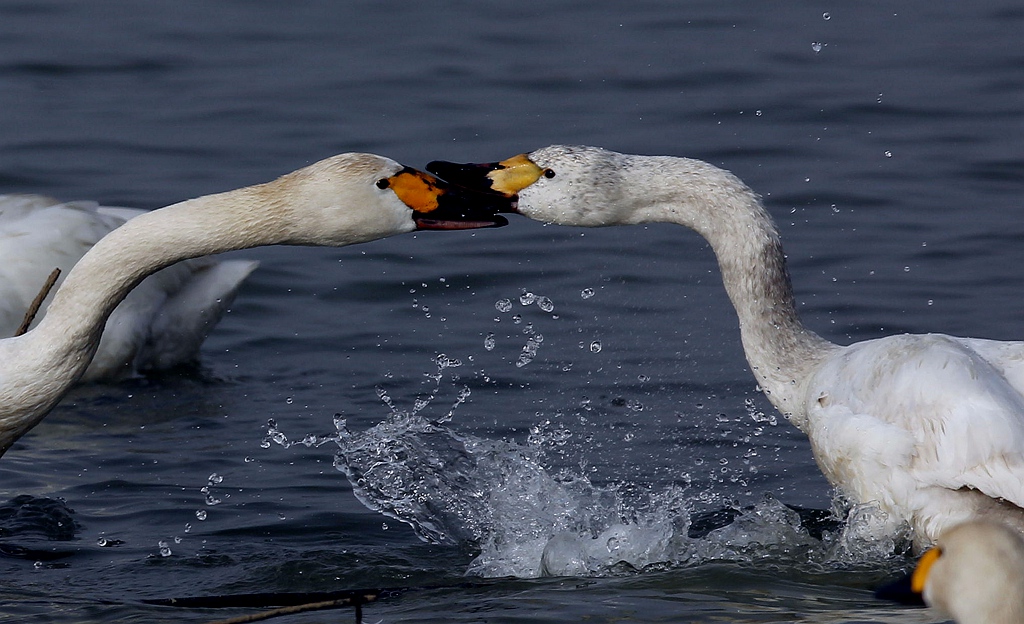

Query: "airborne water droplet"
<box><xmin>590</xmin><ymin>341</ymin><xmax>602</xmax><ymax>353</ymax></box>
<box><xmin>811</xmin><ymin>41</ymin><xmax>823</xmax><ymax>53</ymax></box>
<box><xmin>483</xmin><ymin>332</ymin><xmax>495</xmax><ymax>351</ymax></box>
<box><xmin>495</xmin><ymin>298</ymin><xmax>513</xmax><ymax>313</ymax></box>
<box><xmin>580</xmin><ymin>288</ymin><xmax>595</xmax><ymax>299</ymax></box>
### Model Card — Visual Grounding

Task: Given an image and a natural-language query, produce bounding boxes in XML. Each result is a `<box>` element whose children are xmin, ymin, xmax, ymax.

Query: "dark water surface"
<box><xmin>1</xmin><ymin>1</ymin><xmax>1022</xmax><ymax>622</ymax></box>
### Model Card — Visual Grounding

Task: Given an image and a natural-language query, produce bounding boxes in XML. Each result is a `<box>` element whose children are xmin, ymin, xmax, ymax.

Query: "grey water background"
<box><xmin>0</xmin><ymin>1</ymin><xmax>1022</xmax><ymax>621</ymax></box>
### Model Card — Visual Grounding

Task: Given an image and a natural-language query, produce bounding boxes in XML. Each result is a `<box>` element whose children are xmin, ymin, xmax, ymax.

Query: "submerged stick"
<box><xmin>203</xmin><ymin>594</ymin><xmax>375</xmax><ymax>624</ymax></box>
<box><xmin>15</xmin><ymin>268</ymin><xmax>61</xmax><ymax>336</ymax></box>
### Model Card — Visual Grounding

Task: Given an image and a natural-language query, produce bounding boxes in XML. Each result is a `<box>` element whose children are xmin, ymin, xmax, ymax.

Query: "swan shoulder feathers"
<box><xmin>0</xmin><ymin>194</ymin><xmax>258</xmax><ymax>381</ymax></box>
<box><xmin>803</xmin><ymin>334</ymin><xmax>1024</xmax><ymax>538</ymax></box>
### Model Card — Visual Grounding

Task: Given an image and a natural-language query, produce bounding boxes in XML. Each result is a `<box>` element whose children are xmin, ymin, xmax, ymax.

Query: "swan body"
<box><xmin>0</xmin><ymin>194</ymin><xmax>259</xmax><ymax>381</ymax></box>
<box><xmin>880</xmin><ymin>520</ymin><xmax>1024</xmax><ymax>624</ymax></box>
<box><xmin>428</xmin><ymin>145</ymin><xmax>1024</xmax><ymax>548</ymax></box>
<box><xmin>0</xmin><ymin>153</ymin><xmax>508</xmax><ymax>457</ymax></box>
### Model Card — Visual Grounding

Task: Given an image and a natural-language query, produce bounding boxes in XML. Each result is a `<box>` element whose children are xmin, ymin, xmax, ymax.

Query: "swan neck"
<box><xmin>626</xmin><ymin>156</ymin><xmax>836</xmax><ymax>421</ymax></box>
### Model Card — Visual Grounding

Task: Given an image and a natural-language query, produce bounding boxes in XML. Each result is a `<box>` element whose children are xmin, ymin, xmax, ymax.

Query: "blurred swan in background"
<box><xmin>0</xmin><ymin>194</ymin><xmax>258</xmax><ymax>381</ymax></box>
<box><xmin>429</xmin><ymin>145</ymin><xmax>1024</xmax><ymax>549</ymax></box>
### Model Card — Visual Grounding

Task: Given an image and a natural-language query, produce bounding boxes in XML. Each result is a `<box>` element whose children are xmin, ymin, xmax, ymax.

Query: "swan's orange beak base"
<box><xmin>385</xmin><ymin>167</ymin><xmax>511</xmax><ymax>230</ymax></box>
<box><xmin>427</xmin><ymin>154</ymin><xmax>546</xmax><ymax>211</ymax></box>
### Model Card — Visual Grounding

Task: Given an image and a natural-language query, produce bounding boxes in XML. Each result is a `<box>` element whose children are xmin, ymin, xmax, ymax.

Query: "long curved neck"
<box><xmin>0</xmin><ymin>182</ymin><xmax>289</xmax><ymax>454</ymax></box>
<box><xmin>626</xmin><ymin>156</ymin><xmax>838</xmax><ymax>425</ymax></box>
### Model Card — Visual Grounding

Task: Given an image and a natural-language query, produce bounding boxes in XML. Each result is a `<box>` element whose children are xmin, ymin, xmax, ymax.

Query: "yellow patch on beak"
<box><xmin>488</xmin><ymin>154</ymin><xmax>546</xmax><ymax>196</ymax></box>
<box><xmin>387</xmin><ymin>169</ymin><xmax>444</xmax><ymax>214</ymax></box>
<box><xmin>911</xmin><ymin>547</ymin><xmax>942</xmax><ymax>593</ymax></box>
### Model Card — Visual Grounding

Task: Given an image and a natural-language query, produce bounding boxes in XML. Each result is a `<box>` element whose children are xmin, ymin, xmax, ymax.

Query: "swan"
<box><xmin>0</xmin><ymin>194</ymin><xmax>259</xmax><ymax>381</ymax></box>
<box><xmin>0</xmin><ymin>153</ymin><xmax>509</xmax><ymax>458</ymax></box>
<box><xmin>878</xmin><ymin>520</ymin><xmax>1024</xmax><ymax>624</ymax></box>
<box><xmin>428</xmin><ymin>145</ymin><xmax>1024</xmax><ymax>549</ymax></box>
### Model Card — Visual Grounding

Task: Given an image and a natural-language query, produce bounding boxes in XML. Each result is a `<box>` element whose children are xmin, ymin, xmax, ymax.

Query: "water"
<box><xmin>1</xmin><ymin>1</ymin><xmax>1021</xmax><ymax>621</ymax></box>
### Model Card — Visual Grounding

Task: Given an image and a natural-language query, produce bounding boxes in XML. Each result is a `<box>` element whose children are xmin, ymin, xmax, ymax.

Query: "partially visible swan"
<box><xmin>429</xmin><ymin>145</ymin><xmax>1024</xmax><ymax>549</ymax></box>
<box><xmin>0</xmin><ymin>194</ymin><xmax>258</xmax><ymax>381</ymax></box>
<box><xmin>878</xmin><ymin>520</ymin><xmax>1024</xmax><ymax>624</ymax></box>
<box><xmin>0</xmin><ymin>153</ymin><xmax>508</xmax><ymax>457</ymax></box>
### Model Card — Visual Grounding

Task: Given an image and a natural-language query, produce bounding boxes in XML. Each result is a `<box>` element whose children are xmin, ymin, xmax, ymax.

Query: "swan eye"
<box><xmin>543</xmin><ymin>169</ymin><xmax>556</xmax><ymax>179</ymax></box>
<box><xmin>376</xmin><ymin>178</ymin><xmax>390</xmax><ymax>189</ymax></box>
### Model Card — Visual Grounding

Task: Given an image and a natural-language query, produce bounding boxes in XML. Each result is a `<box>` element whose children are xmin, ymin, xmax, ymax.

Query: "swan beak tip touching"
<box><xmin>385</xmin><ymin>167</ymin><xmax>512</xmax><ymax>230</ymax></box>
<box><xmin>427</xmin><ymin>153</ymin><xmax>547</xmax><ymax>210</ymax></box>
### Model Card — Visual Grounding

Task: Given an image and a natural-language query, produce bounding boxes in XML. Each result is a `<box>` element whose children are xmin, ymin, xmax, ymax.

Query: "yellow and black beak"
<box><xmin>427</xmin><ymin>154</ymin><xmax>548</xmax><ymax>209</ymax></box>
<box><xmin>383</xmin><ymin>167</ymin><xmax>511</xmax><ymax>230</ymax></box>
<box><xmin>875</xmin><ymin>546</ymin><xmax>941</xmax><ymax>607</ymax></box>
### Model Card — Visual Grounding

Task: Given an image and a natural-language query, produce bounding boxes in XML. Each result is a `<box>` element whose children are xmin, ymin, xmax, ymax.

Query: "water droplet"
<box><xmin>158</xmin><ymin>541</ymin><xmax>172</xmax><ymax>557</ymax></box>
<box><xmin>637</xmin><ymin>374</ymin><xmax>650</xmax><ymax>382</ymax></box>
<box><xmin>927</xmin><ymin>299</ymin><xmax>934</xmax><ymax>306</ymax></box>
<box><xmin>755</xmin><ymin>109</ymin><xmax>762</xmax><ymax>116</ymax></box>
<box><xmin>512</xmin><ymin>314</ymin><xmax>522</xmax><ymax>324</ymax></box>
<box><xmin>904</xmin><ymin>266</ymin><xmax>910</xmax><ymax>272</ymax></box>
<box><xmin>97</xmin><ymin>537</ymin><xmax>109</xmax><ymax>547</ymax></box>
<box><xmin>483</xmin><ymin>332</ymin><xmax>496</xmax><ymax>351</ymax></box>
<box><xmin>822</xmin><ymin>12</ymin><xmax>831</xmax><ymax>20</ymax></box>
<box><xmin>520</xmin><ymin>292</ymin><xmax>536</xmax><ymax>306</ymax></box>
<box><xmin>208</xmin><ymin>473</ymin><xmax>223</xmax><ymax>485</ymax></box>
<box><xmin>537</xmin><ymin>296</ymin><xmax>554</xmax><ymax>312</ymax></box>
<box><xmin>877</xmin><ymin>92</ymin><xmax>884</xmax><ymax>103</ymax></box>
<box><xmin>495</xmin><ymin>298</ymin><xmax>513</xmax><ymax>313</ymax></box>
<box><xmin>285</xmin><ymin>396</ymin><xmax>294</xmax><ymax>405</ymax></box>
<box><xmin>885</xmin><ymin>150</ymin><xmax>893</xmax><ymax>158</ymax></box>
<box><xmin>589</xmin><ymin>341</ymin><xmax>602</xmax><ymax>353</ymax></box>
<box><xmin>580</xmin><ymin>288</ymin><xmax>595</xmax><ymax>299</ymax></box>
<box><xmin>184</xmin><ymin>523</ymin><xmax>192</xmax><ymax>533</ymax></box>
<box><xmin>195</xmin><ymin>510</ymin><xmax>207</xmax><ymax>521</ymax></box>
<box><xmin>811</xmin><ymin>41</ymin><xmax>823</xmax><ymax>53</ymax></box>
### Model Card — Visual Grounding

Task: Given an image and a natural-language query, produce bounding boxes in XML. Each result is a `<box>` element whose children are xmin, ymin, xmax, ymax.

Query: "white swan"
<box><xmin>428</xmin><ymin>145</ymin><xmax>1024</xmax><ymax>549</ymax></box>
<box><xmin>0</xmin><ymin>194</ymin><xmax>258</xmax><ymax>381</ymax></box>
<box><xmin>879</xmin><ymin>520</ymin><xmax>1024</xmax><ymax>624</ymax></box>
<box><xmin>0</xmin><ymin>153</ymin><xmax>508</xmax><ymax>458</ymax></box>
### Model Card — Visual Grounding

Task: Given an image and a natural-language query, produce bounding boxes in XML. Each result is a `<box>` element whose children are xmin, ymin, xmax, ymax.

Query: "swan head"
<box><xmin>273</xmin><ymin>153</ymin><xmax>510</xmax><ymax>246</ymax></box>
<box><xmin>428</xmin><ymin>146</ymin><xmax>643</xmax><ymax>227</ymax></box>
<box><xmin>877</xmin><ymin>520</ymin><xmax>1024</xmax><ymax>624</ymax></box>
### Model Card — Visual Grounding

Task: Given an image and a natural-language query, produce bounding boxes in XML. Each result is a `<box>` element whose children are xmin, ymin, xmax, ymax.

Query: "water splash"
<box><xmin>326</xmin><ymin>408</ymin><xmax>907</xmax><ymax>578</ymax></box>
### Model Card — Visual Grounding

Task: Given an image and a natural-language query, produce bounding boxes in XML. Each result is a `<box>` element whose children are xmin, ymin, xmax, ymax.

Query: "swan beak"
<box><xmin>874</xmin><ymin>547</ymin><xmax>941</xmax><ymax>607</ymax></box>
<box><xmin>385</xmin><ymin>167</ymin><xmax>511</xmax><ymax>230</ymax></box>
<box><xmin>427</xmin><ymin>154</ymin><xmax>546</xmax><ymax>207</ymax></box>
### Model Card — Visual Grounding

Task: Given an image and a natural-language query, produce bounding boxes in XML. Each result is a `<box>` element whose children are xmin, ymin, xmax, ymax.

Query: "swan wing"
<box><xmin>0</xmin><ymin>195</ymin><xmax>257</xmax><ymax>380</ymax></box>
<box><xmin>807</xmin><ymin>334</ymin><xmax>1024</xmax><ymax>513</ymax></box>
<box><xmin>0</xmin><ymin>196</ymin><xmax>128</xmax><ymax>335</ymax></box>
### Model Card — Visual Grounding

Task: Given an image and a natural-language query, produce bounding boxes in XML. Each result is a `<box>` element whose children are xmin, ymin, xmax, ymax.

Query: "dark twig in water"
<box><xmin>201</xmin><ymin>594</ymin><xmax>377</xmax><ymax>624</ymax></box>
<box><xmin>16</xmin><ymin>267</ymin><xmax>61</xmax><ymax>336</ymax></box>
<box><xmin>146</xmin><ymin>589</ymin><xmax>386</xmax><ymax>624</ymax></box>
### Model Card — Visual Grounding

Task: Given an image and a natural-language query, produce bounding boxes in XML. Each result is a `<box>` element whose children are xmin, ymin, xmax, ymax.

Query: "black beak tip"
<box><xmin>426</xmin><ymin>160</ymin><xmax>500</xmax><ymax>194</ymax></box>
